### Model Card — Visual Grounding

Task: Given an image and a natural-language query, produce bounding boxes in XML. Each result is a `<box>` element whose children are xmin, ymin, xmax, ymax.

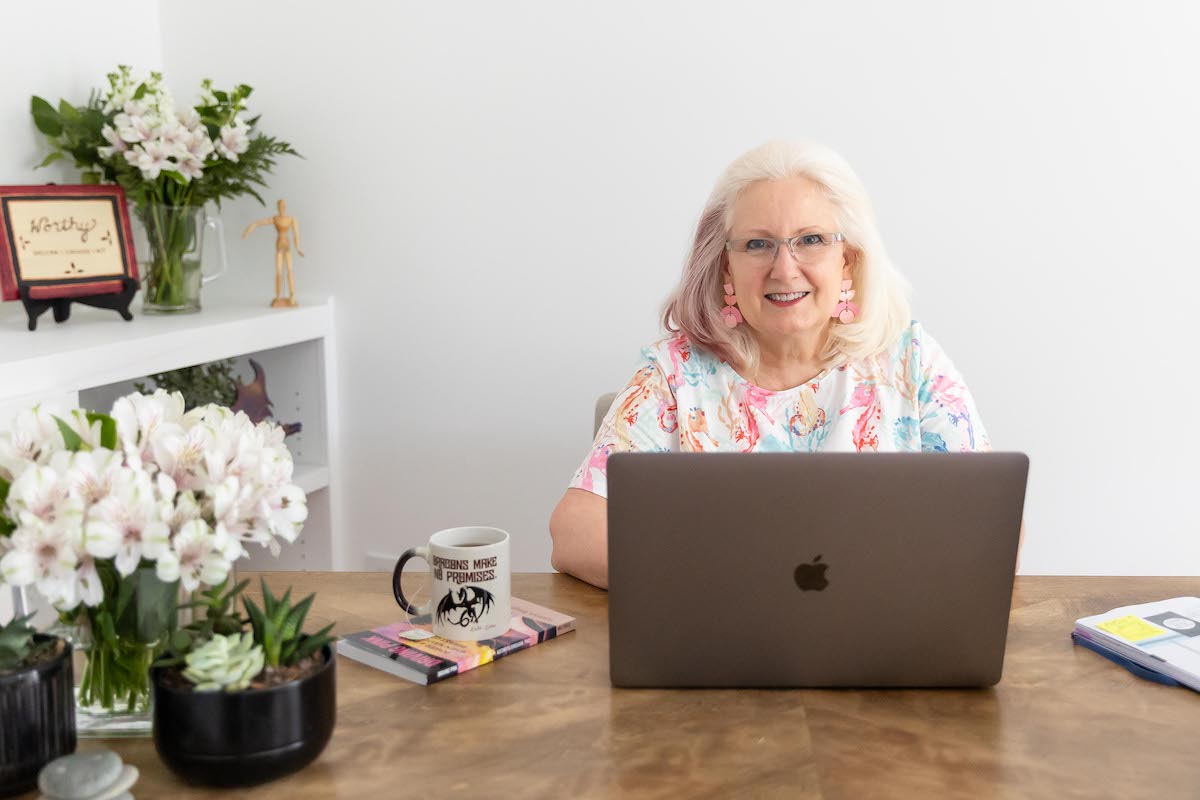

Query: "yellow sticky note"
<box><xmin>1097</xmin><ymin>615</ymin><xmax>1170</xmax><ymax>643</ymax></box>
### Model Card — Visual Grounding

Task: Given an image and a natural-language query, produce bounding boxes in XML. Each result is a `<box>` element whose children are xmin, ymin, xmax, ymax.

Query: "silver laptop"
<box><xmin>606</xmin><ymin>452</ymin><xmax>1029</xmax><ymax>688</ymax></box>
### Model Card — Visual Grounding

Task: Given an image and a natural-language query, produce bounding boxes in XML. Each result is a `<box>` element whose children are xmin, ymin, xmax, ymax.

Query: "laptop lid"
<box><xmin>607</xmin><ymin>452</ymin><xmax>1029</xmax><ymax>688</ymax></box>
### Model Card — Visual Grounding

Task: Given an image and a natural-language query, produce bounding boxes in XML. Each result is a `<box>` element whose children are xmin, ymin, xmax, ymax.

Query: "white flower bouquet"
<box><xmin>0</xmin><ymin>390</ymin><xmax>306</xmax><ymax>713</ymax></box>
<box><xmin>31</xmin><ymin>66</ymin><xmax>299</xmax><ymax>311</ymax></box>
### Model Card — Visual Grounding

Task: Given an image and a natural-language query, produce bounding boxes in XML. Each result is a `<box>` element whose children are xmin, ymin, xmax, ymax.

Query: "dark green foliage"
<box><xmin>134</xmin><ymin>359</ymin><xmax>238</xmax><ymax>410</ymax></box>
<box><xmin>0</xmin><ymin>475</ymin><xmax>12</xmax><ymax>537</ymax></box>
<box><xmin>0</xmin><ymin>614</ymin><xmax>37</xmax><ymax>672</ymax></box>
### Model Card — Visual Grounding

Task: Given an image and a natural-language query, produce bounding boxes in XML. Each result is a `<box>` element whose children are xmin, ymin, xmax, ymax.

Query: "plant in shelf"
<box><xmin>134</xmin><ymin>359</ymin><xmax>239</xmax><ymax>410</ymax></box>
<box><xmin>0</xmin><ymin>615</ymin><xmax>77</xmax><ymax>796</ymax></box>
<box><xmin>152</xmin><ymin>578</ymin><xmax>337</xmax><ymax>787</ymax></box>
<box><xmin>0</xmin><ymin>390</ymin><xmax>307</xmax><ymax>735</ymax></box>
<box><xmin>31</xmin><ymin>65</ymin><xmax>299</xmax><ymax>313</ymax></box>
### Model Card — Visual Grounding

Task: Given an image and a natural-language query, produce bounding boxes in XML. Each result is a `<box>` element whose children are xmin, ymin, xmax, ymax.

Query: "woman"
<box><xmin>550</xmin><ymin>140</ymin><xmax>1015</xmax><ymax>589</ymax></box>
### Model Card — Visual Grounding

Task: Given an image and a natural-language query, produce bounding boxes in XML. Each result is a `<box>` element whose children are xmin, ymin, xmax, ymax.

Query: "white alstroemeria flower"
<box><xmin>126</xmin><ymin>139</ymin><xmax>174</xmax><ymax>180</ymax></box>
<box><xmin>111</xmin><ymin>390</ymin><xmax>186</xmax><ymax>469</ymax></box>
<box><xmin>168</xmin><ymin>489</ymin><xmax>201</xmax><ymax>529</ymax></box>
<box><xmin>72</xmin><ymin>554</ymin><xmax>104</xmax><ymax>608</ymax></box>
<box><xmin>215</xmin><ymin>119</ymin><xmax>250</xmax><ymax>161</ymax></box>
<box><xmin>0</xmin><ymin>406</ymin><xmax>61</xmax><ymax>478</ymax></box>
<box><xmin>210</xmin><ymin>475</ymin><xmax>275</xmax><ymax>554</ymax></box>
<box><xmin>114</xmin><ymin>111</ymin><xmax>155</xmax><ymax>144</ymax></box>
<box><xmin>265</xmin><ymin>483</ymin><xmax>307</xmax><ymax>544</ymax></box>
<box><xmin>0</xmin><ymin>514</ymin><xmax>81</xmax><ymax>609</ymax></box>
<box><xmin>258</xmin><ymin>445</ymin><xmax>294</xmax><ymax>491</ymax></box>
<box><xmin>158</xmin><ymin>120</ymin><xmax>191</xmax><ymax>154</ymax></box>
<box><xmin>6</xmin><ymin>464</ymin><xmax>74</xmax><ymax>524</ymax></box>
<box><xmin>176</xmin><ymin>107</ymin><xmax>201</xmax><ymax>131</ymax></box>
<box><xmin>50</xmin><ymin>449</ymin><xmax>124</xmax><ymax>506</ymax></box>
<box><xmin>123</xmin><ymin>99</ymin><xmax>150</xmax><ymax>118</ymax></box>
<box><xmin>210</xmin><ymin>475</ymin><xmax>252</xmax><ymax>533</ymax></box>
<box><xmin>84</xmin><ymin>467</ymin><xmax>172</xmax><ymax>576</ymax></box>
<box><xmin>97</xmin><ymin>125</ymin><xmax>130</xmax><ymax>159</ymax></box>
<box><xmin>176</xmin><ymin>156</ymin><xmax>204</xmax><ymax>181</ymax></box>
<box><xmin>155</xmin><ymin>518</ymin><xmax>232</xmax><ymax>592</ymax></box>
<box><xmin>184</xmin><ymin>128</ymin><xmax>215</xmax><ymax>161</ymax></box>
<box><xmin>150</xmin><ymin>417</ymin><xmax>214</xmax><ymax>491</ymax></box>
<box><xmin>192</xmin><ymin>407</ymin><xmax>244</xmax><ymax>486</ymax></box>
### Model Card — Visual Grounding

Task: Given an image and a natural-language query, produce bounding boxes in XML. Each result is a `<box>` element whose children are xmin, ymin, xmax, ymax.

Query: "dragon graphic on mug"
<box><xmin>436</xmin><ymin>586</ymin><xmax>497</xmax><ymax>627</ymax></box>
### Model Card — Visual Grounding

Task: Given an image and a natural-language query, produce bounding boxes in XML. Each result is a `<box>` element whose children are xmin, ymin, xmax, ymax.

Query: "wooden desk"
<box><xmin>46</xmin><ymin>573</ymin><xmax>1200</xmax><ymax>799</ymax></box>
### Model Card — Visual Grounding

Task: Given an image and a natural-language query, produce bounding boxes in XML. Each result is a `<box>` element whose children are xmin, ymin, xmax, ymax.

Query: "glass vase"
<box><xmin>67</xmin><ymin>566</ymin><xmax>180</xmax><ymax>738</ymax></box>
<box><xmin>136</xmin><ymin>203</ymin><xmax>227</xmax><ymax>314</ymax></box>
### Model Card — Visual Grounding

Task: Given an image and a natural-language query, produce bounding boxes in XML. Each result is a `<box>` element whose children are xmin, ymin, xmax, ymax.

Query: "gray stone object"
<box><xmin>37</xmin><ymin>751</ymin><xmax>121</xmax><ymax>799</ymax></box>
<box><xmin>37</xmin><ymin>750</ymin><xmax>138</xmax><ymax>800</ymax></box>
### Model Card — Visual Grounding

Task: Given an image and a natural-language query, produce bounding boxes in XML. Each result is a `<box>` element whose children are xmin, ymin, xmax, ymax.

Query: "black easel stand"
<box><xmin>20</xmin><ymin>277</ymin><xmax>138</xmax><ymax>331</ymax></box>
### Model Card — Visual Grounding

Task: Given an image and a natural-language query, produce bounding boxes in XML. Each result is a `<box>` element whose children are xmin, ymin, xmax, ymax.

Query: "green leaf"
<box><xmin>81</xmin><ymin>172</ymin><xmax>100</xmax><ymax>186</ymax></box>
<box><xmin>132</xmin><ymin>83</ymin><xmax>147</xmax><ymax>100</ymax></box>
<box><xmin>57</xmin><ymin>99</ymin><xmax>80</xmax><ymax>122</ymax></box>
<box><xmin>86</xmin><ymin>412</ymin><xmax>117</xmax><ymax>450</ymax></box>
<box><xmin>279</xmin><ymin>593</ymin><xmax>314</xmax><ymax>644</ymax></box>
<box><xmin>162</xmin><ymin>170</ymin><xmax>188</xmax><ymax>186</ymax></box>
<box><xmin>114</xmin><ymin>572</ymin><xmax>136</xmax><ymax>620</ymax></box>
<box><xmin>30</xmin><ymin>96</ymin><xmax>62</xmax><ymax>136</ymax></box>
<box><xmin>293</xmin><ymin>625</ymin><xmax>335</xmax><ymax>662</ymax></box>
<box><xmin>36</xmin><ymin>152</ymin><xmax>64</xmax><ymax>169</ymax></box>
<box><xmin>171</xmin><ymin>630</ymin><xmax>193</xmax><ymax>652</ymax></box>
<box><xmin>226</xmin><ymin>579</ymin><xmax>250</xmax><ymax>602</ymax></box>
<box><xmin>244</xmin><ymin>597</ymin><xmax>266</xmax><ymax>637</ymax></box>
<box><xmin>52</xmin><ymin>416</ymin><xmax>83</xmax><ymax>451</ymax></box>
<box><xmin>0</xmin><ymin>476</ymin><xmax>12</xmax><ymax>537</ymax></box>
<box><xmin>98</xmin><ymin>610</ymin><xmax>118</xmax><ymax>643</ymax></box>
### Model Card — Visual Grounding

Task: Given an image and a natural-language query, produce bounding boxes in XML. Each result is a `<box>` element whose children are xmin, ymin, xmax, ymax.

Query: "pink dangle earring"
<box><xmin>721</xmin><ymin>282</ymin><xmax>743</xmax><ymax>327</ymax></box>
<box><xmin>832</xmin><ymin>279</ymin><xmax>859</xmax><ymax>324</ymax></box>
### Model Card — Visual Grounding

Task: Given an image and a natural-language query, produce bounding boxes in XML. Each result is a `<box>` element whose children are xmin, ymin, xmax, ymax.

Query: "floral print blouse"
<box><xmin>569</xmin><ymin>320</ymin><xmax>991</xmax><ymax>498</ymax></box>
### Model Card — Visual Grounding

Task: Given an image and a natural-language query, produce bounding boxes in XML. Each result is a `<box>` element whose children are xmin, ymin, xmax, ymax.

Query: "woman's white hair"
<box><xmin>661</xmin><ymin>139</ymin><xmax>912</xmax><ymax>376</ymax></box>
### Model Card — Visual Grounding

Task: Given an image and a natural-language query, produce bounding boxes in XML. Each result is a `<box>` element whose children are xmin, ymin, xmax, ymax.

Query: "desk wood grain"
<box><xmin>34</xmin><ymin>574</ymin><xmax>1200</xmax><ymax>799</ymax></box>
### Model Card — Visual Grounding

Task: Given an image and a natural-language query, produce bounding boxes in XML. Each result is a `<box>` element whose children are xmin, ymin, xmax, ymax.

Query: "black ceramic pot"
<box><xmin>151</xmin><ymin>644</ymin><xmax>336</xmax><ymax>787</ymax></box>
<box><xmin>0</xmin><ymin>635</ymin><xmax>77</xmax><ymax>798</ymax></box>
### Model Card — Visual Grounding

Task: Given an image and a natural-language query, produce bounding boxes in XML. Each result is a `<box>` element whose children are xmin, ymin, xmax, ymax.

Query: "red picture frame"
<box><xmin>0</xmin><ymin>184</ymin><xmax>139</xmax><ymax>329</ymax></box>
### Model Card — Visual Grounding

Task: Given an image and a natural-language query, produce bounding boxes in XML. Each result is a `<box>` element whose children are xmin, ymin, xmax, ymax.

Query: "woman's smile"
<box><xmin>764</xmin><ymin>291</ymin><xmax>810</xmax><ymax>307</ymax></box>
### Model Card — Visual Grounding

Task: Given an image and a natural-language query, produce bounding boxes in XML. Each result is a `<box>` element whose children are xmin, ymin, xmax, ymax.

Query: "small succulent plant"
<box><xmin>244</xmin><ymin>579</ymin><xmax>335</xmax><ymax>668</ymax></box>
<box><xmin>183</xmin><ymin>632</ymin><xmax>264</xmax><ymax>692</ymax></box>
<box><xmin>0</xmin><ymin>614</ymin><xmax>37</xmax><ymax>672</ymax></box>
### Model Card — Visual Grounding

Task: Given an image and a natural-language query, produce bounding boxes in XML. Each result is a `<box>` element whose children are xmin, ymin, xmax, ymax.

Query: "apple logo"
<box><xmin>794</xmin><ymin>555</ymin><xmax>829</xmax><ymax>591</ymax></box>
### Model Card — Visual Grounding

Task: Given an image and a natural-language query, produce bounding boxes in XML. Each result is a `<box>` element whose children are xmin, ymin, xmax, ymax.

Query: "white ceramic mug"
<box><xmin>392</xmin><ymin>526</ymin><xmax>512</xmax><ymax>641</ymax></box>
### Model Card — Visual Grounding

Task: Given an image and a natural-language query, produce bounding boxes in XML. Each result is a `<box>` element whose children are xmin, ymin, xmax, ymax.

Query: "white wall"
<box><xmin>1</xmin><ymin>4</ymin><xmax>162</xmax><ymax>185</ymax></box>
<box><xmin>5</xmin><ymin>1</ymin><xmax>1197</xmax><ymax>576</ymax></box>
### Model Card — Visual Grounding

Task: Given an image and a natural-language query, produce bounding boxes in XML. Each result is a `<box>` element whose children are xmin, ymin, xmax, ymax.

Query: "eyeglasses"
<box><xmin>725</xmin><ymin>232</ymin><xmax>845</xmax><ymax>264</ymax></box>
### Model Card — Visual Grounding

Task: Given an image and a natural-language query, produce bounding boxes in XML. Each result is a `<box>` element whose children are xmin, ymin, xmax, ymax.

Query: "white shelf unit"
<box><xmin>0</xmin><ymin>293</ymin><xmax>342</xmax><ymax>578</ymax></box>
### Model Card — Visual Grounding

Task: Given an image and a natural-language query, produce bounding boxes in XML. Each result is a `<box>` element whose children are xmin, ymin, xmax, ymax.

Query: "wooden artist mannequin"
<box><xmin>243</xmin><ymin>198</ymin><xmax>304</xmax><ymax>307</ymax></box>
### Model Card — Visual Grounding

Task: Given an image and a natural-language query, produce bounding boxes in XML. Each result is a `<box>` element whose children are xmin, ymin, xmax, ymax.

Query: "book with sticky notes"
<box><xmin>335</xmin><ymin>597</ymin><xmax>575</xmax><ymax>685</ymax></box>
<box><xmin>1073</xmin><ymin>597</ymin><xmax>1200</xmax><ymax>692</ymax></box>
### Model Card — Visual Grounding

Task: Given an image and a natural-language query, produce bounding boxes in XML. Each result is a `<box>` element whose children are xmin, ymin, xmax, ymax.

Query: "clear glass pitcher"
<box><xmin>136</xmin><ymin>203</ymin><xmax>228</xmax><ymax>314</ymax></box>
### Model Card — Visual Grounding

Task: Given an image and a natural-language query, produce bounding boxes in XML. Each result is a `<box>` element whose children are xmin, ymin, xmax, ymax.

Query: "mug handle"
<box><xmin>393</xmin><ymin>546</ymin><xmax>431</xmax><ymax>615</ymax></box>
<box><xmin>201</xmin><ymin>216</ymin><xmax>228</xmax><ymax>285</ymax></box>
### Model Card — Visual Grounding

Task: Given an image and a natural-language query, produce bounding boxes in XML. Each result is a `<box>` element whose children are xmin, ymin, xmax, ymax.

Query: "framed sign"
<box><xmin>0</xmin><ymin>184</ymin><xmax>139</xmax><ymax>330</ymax></box>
